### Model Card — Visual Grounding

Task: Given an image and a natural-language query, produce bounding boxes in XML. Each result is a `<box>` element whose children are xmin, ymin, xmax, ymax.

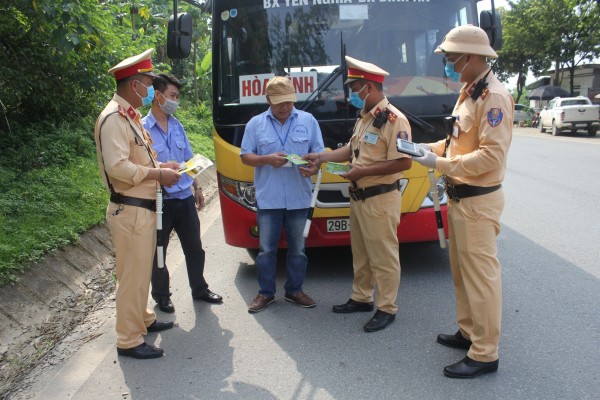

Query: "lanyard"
<box><xmin>160</xmin><ymin>131</ymin><xmax>171</xmax><ymax>153</ymax></box>
<box><xmin>157</xmin><ymin>119</ymin><xmax>172</xmax><ymax>153</ymax></box>
<box><xmin>269</xmin><ymin>116</ymin><xmax>294</xmax><ymax>148</ymax></box>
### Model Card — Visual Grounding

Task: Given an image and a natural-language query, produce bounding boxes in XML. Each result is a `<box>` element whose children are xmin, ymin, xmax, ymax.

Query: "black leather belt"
<box><xmin>110</xmin><ymin>193</ymin><xmax>156</xmax><ymax>211</ymax></box>
<box><xmin>444</xmin><ymin>179</ymin><xmax>501</xmax><ymax>202</ymax></box>
<box><xmin>349</xmin><ymin>180</ymin><xmax>400</xmax><ymax>202</ymax></box>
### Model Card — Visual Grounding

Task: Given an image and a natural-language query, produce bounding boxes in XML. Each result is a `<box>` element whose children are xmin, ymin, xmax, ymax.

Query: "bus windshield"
<box><xmin>214</xmin><ymin>0</ymin><xmax>476</xmax><ymax>126</ymax></box>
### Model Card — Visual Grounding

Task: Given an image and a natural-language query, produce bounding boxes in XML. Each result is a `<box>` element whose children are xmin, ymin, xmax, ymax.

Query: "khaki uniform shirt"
<box><xmin>349</xmin><ymin>97</ymin><xmax>411</xmax><ymax>189</ymax></box>
<box><xmin>430</xmin><ymin>71</ymin><xmax>513</xmax><ymax>186</ymax></box>
<box><xmin>94</xmin><ymin>94</ymin><xmax>158</xmax><ymax>200</ymax></box>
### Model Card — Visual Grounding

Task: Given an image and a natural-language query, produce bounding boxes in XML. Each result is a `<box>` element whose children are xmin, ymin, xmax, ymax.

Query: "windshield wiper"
<box><xmin>300</xmin><ymin>36</ymin><xmax>347</xmax><ymax>112</ymax></box>
<box><xmin>299</xmin><ymin>66</ymin><xmax>342</xmax><ymax>111</ymax></box>
<box><xmin>393</xmin><ymin>105</ymin><xmax>436</xmax><ymax>133</ymax></box>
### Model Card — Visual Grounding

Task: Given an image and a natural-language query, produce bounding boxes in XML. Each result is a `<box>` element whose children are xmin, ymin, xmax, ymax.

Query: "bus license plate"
<box><xmin>327</xmin><ymin>218</ymin><xmax>350</xmax><ymax>232</ymax></box>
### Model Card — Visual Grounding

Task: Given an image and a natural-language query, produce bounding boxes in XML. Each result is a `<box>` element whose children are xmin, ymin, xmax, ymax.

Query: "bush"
<box><xmin>0</xmin><ymin>117</ymin><xmax>105</xmax><ymax>284</ymax></box>
<box><xmin>0</xmin><ymin>107</ymin><xmax>215</xmax><ymax>286</ymax></box>
<box><xmin>176</xmin><ymin>102</ymin><xmax>215</xmax><ymax>160</ymax></box>
<box><xmin>0</xmin><ymin>118</ymin><xmax>97</xmax><ymax>171</ymax></box>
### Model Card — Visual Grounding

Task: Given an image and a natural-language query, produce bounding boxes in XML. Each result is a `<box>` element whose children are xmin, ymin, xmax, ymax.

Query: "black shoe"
<box><xmin>117</xmin><ymin>342</ymin><xmax>163</xmax><ymax>359</ymax></box>
<box><xmin>363</xmin><ymin>310</ymin><xmax>395</xmax><ymax>332</ymax></box>
<box><xmin>193</xmin><ymin>289</ymin><xmax>223</xmax><ymax>304</ymax></box>
<box><xmin>444</xmin><ymin>356</ymin><xmax>499</xmax><ymax>379</ymax></box>
<box><xmin>156</xmin><ymin>298</ymin><xmax>175</xmax><ymax>313</ymax></box>
<box><xmin>437</xmin><ymin>330</ymin><xmax>472</xmax><ymax>349</ymax></box>
<box><xmin>147</xmin><ymin>320</ymin><xmax>174</xmax><ymax>333</ymax></box>
<box><xmin>332</xmin><ymin>299</ymin><xmax>374</xmax><ymax>313</ymax></box>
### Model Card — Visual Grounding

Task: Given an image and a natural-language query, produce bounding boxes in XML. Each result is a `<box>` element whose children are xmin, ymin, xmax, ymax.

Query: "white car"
<box><xmin>513</xmin><ymin>104</ymin><xmax>533</xmax><ymax>124</ymax></box>
<box><xmin>539</xmin><ymin>96</ymin><xmax>600</xmax><ymax>136</ymax></box>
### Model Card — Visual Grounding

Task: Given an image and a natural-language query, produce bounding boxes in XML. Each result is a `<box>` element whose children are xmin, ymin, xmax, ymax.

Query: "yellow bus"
<box><xmin>168</xmin><ymin>0</ymin><xmax>502</xmax><ymax>255</ymax></box>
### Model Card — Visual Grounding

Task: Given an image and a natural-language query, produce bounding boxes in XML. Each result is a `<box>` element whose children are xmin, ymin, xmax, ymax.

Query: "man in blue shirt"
<box><xmin>240</xmin><ymin>76</ymin><xmax>324</xmax><ymax>313</ymax></box>
<box><xmin>143</xmin><ymin>74</ymin><xmax>222</xmax><ymax>313</ymax></box>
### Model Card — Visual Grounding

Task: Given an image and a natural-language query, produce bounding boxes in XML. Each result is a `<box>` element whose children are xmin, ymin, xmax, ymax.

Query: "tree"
<box><xmin>499</xmin><ymin>0</ymin><xmax>600</xmax><ymax>97</ymax></box>
<box><xmin>554</xmin><ymin>0</ymin><xmax>600</xmax><ymax>94</ymax></box>
<box><xmin>0</xmin><ymin>0</ymin><xmax>214</xmax><ymax>138</ymax></box>
<box><xmin>495</xmin><ymin>4</ymin><xmax>547</xmax><ymax>102</ymax></box>
<box><xmin>0</xmin><ymin>0</ymin><xmax>172</xmax><ymax>127</ymax></box>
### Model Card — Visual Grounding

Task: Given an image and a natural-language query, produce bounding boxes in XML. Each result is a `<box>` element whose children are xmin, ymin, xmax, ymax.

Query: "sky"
<box><xmin>478</xmin><ymin>0</ymin><xmax>597</xmax><ymax>90</ymax></box>
<box><xmin>477</xmin><ymin>0</ymin><xmax>511</xmax><ymax>14</ymax></box>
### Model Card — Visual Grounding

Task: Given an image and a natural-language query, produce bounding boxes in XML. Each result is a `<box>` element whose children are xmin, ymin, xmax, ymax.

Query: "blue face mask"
<box><xmin>349</xmin><ymin>84</ymin><xmax>367</xmax><ymax>109</ymax></box>
<box><xmin>444</xmin><ymin>54</ymin><xmax>466</xmax><ymax>82</ymax></box>
<box><xmin>135</xmin><ymin>80</ymin><xmax>155</xmax><ymax>106</ymax></box>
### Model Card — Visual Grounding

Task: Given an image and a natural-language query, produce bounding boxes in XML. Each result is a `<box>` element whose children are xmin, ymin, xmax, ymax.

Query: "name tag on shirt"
<box><xmin>364</xmin><ymin>132</ymin><xmax>379</xmax><ymax>145</ymax></box>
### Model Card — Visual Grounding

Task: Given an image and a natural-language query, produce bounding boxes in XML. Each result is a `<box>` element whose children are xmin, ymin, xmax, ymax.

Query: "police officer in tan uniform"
<box><xmin>94</xmin><ymin>49</ymin><xmax>181</xmax><ymax>359</ymax></box>
<box><xmin>412</xmin><ymin>26</ymin><xmax>514</xmax><ymax>378</ymax></box>
<box><xmin>305</xmin><ymin>56</ymin><xmax>412</xmax><ymax>332</ymax></box>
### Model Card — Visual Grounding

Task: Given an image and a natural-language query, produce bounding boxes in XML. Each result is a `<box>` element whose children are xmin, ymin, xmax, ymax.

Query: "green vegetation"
<box><xmin>496</xmin><ymin>0</ymin><xmax>599</xmax><ymax>102</ymax></box>
<box><xmin>0</xmin><ymin>110</ymin><xmax>213</xmax><ymax>286</ymax></box>
<box><xmin>0</xmin><ymin>1</ymin><xmax>213</xmax><ymax>285</ymax></box>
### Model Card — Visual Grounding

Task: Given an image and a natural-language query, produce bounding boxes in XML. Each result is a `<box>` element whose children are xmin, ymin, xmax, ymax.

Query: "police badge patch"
<box><xmin>398</xmin><ymin>131</ymin><xmax>409</xmax><ymax>141</ymax></box>
<box><xmin>487</xmin><ymin>108</ymin><xmax>503</xmax><ymax>127</ymax></box>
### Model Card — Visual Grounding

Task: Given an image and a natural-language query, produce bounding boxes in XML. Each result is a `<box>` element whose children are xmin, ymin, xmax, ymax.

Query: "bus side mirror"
<box><xmin>167</xmin><ymin>12</ymin><xmax>193</xmax><ymax>59</ymax></box>
<box><xmin>479</xmin><ymin>11</ymin><xmax>503</xmax><ymax>51</ymax></box>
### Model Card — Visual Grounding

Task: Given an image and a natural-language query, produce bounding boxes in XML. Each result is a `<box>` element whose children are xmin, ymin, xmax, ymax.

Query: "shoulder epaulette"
<box><xmin>481</xmin><ymin>88</ymin><xmax>490</xmax><ymax>100</ymax></box>
<box><xmin>387</xmin><ymin>109</ymin><xmax>398</xmax><ymax>123</ymax></box>
<box><xmin>118</xmin><ymin>105</ymin><xmax>127</xmax><ymax>118</ymax></box>
<box><xmin>126</xmin><ymin>106</ymin><xmax>137</xmax><ymax>120</ymax></box>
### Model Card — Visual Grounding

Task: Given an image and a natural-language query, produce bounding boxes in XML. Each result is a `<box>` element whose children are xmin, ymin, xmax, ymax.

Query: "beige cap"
<box><xmin>344</xmin><ymin>55</ymin><xmax>389</xmax><ymax>84</ymax></box>
<box><xmin>266</xmin><ymin>76</ymin><xmax>297</xmax><ymax>104</ymax></box>
<box><xmin>108</xmin><ymin>48</ymin><xmax>158</xmax><ymax>80</ymax></box>
<box><xmin>435</xmin><ymin>25</ymin><xmax>498</xmax><ymax>58</ymax></box>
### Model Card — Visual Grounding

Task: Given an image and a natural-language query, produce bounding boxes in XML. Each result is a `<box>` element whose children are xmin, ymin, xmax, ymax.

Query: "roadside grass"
<box><xmin>0</xmin><ymin>106</ymin><xmax>214</xmax><ymax>286</ymax></box>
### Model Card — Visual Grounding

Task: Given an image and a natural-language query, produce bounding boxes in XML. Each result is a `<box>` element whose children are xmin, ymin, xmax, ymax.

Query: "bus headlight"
<box><xmin>220</xmin><ymin>175</ymin><xmax>257</xmax><ymax>211</ymax></box>
<box><xmin>242</xmin><ymin>185</ymin><xmax>256</xmax><ymax>205</ymax></box>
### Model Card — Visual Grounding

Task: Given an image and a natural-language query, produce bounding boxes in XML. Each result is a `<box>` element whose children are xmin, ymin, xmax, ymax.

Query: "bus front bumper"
<box><xmin>219</xmin><ymin>191</ymin><xmax>449</xmax><ymax>249</ymax></box>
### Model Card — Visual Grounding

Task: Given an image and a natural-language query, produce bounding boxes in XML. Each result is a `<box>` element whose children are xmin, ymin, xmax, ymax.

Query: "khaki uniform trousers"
<box><xmin>349</xmin><ymin>189</ymin><xmax>402</xmax><ymax>314</ymax></box>
<box><xmin>448</xmin><ymin>189</ymin><xmax>504</xmax><ymax>362</ymax></box>
<box><xmin>106</xmin><ymin>202</ymin><xmax>157</xmax><ymax>349</ymax></box>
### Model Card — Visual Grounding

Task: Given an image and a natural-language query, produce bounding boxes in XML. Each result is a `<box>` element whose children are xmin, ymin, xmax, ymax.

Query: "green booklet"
<box><xmin>285</xmin><ymin>154</ymin><xmax>308</xmax><ymax>165</ymax></box>
<box><xmin>326</xmin><ymin>162</ymin><xmax>350</xmax><ymax>174</ymax></box>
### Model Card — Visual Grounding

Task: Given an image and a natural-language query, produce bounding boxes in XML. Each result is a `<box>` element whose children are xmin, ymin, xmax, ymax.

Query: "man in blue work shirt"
<box><xmin>143</xmin><ymin>74</ymin><xmax>222</xmax><ymax>314</ymax></box>
<box><xmin>241</xmin><ymin>76</ymin><xmax>324</xmax><ymax>313</ymax></box>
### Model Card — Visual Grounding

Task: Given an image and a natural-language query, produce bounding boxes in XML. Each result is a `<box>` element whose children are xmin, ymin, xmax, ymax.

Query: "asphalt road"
<box><xmin>12</xmin><ymin>127</ymin><xmax>600</xmax><ymax>400</ymax></box>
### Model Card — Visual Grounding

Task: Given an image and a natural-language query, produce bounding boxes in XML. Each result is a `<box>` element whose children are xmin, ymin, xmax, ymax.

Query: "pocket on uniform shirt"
<box><xmin>153</xmin><ymin>142</ymin><xmax>167</xmax><ymax>154</ymax></box>
<box><xmin>134</xmin><ymin>135</ymin><xmax>146</xmax><ymax>147</ymax></box>
<box><xmin>290</xmin><ymin>135</ymin><xmax>310</xmax><ymax>155</ymax></box>
<box><xmin>258</xmin><ymin>137</ymin><xmax>278</xmax><ymax>154</ymax></box>
<box><xmin>175</xmin><ymin>140</ymin><xmax>187</xmax><ymax>159</ymax></box>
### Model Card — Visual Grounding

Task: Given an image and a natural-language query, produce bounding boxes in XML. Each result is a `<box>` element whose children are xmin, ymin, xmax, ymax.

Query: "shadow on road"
<box><xmin>229</xmin><ymin>230</ymin><xmax>599</xmax><ymax>399</ymax></box>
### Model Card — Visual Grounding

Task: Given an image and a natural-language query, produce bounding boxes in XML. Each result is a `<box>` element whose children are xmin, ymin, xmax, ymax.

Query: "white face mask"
<box><xmin>158</xmin><ymin>91</ymin><xmax>179</xmax><ymax>115</ymax></box>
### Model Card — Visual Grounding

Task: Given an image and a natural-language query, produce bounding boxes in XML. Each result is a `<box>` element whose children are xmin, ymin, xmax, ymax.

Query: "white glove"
<box><xmin>412</xmin><ymin>148</ymin><xmax>437</xmax><ymax>169</ymax></box>
<box><xmin>417</xmin><ymin>143</ymin><xmax>431</xmax><ymax>152</ymax></box>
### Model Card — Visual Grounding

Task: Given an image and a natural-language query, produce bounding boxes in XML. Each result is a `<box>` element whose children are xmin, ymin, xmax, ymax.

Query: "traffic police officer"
<box><xmin>412</xmin><ymin>25</ymin><xmax>514</xmax><ymax>378</ymax></box>
<box><xmin>305</xmin><ymin>56</ymin><xmax>412</xmax><ymax>332</ymax></box>
<box><xmin>94</xmin><ymin>49</ymin><xmax>181</xmax><ymax>359</ymax></box>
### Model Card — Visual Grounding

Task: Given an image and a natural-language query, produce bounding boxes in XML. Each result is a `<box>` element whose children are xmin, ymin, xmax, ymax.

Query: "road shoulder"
<box><xmin>0</xmin><ymin>168</ymin><xmax>218</xmax><ymax>398</ymax></box>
